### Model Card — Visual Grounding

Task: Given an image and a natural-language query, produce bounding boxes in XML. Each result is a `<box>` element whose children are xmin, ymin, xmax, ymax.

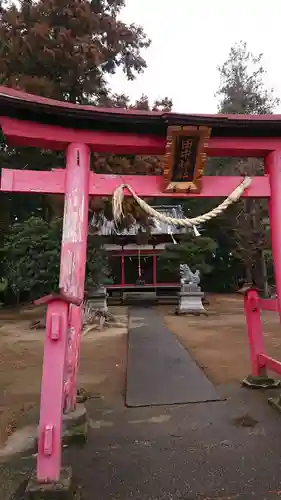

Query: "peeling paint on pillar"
<box><xmin>59</xmin><ymin>143</ymin><xmax>90</xmax><ymax>302</ymax></box>
<box><xmin>59</xmin><ymin>143</ymin><xmax>90</xmax><ymax>417</ymax></box>
<box><xmin>62</xmin><ymin>187</ymin><xmax>85</xmax><ymax>244</ymax></box>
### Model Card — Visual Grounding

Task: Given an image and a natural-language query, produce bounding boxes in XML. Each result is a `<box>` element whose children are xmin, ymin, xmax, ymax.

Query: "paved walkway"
<box><xmin>126</xmin><ymin>307</ymin><xmax>221</xmax><ymax>406</ymax></box>
<box><xmin>69</xmin><ymin>385</ymin><xmax>281</xmax><ymax>500</ymax></box>
<box><xmin>2</xmin><ymin>308</ymin><xmax>281</xmax><ymax>499</ymax></box>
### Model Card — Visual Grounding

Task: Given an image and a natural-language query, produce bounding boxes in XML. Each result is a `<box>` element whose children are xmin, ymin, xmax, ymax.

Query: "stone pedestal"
<box><xmin>24</xmin><ymin>467</ymin><xmax>81</xmax><ymax>499</ymax></box>
<box><xmin>176</xmin><ymin>284</ymin><xmax>207</xmax><ymax>315</ymax></box>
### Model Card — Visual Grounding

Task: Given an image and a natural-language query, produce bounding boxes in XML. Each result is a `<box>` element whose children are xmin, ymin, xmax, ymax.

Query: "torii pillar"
<box><xmin>35</xmin><ymin>143</ymin><xmax>90</xmax><ymax>483</ymax></box>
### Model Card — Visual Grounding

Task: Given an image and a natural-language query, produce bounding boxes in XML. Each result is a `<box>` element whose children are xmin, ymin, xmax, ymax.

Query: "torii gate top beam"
<box><xmin>1</xmin><ymin>86</ymin><xmax>281</xmax><ymax>157</ymax></box>
<box><xmin>0</xmin><ymin>85</ymin><xmax>278</xmax><ymax>199</ymax></box>
<box><xmin>1</xmin><ymin>85</ymin><xmax>281</xmax><ymax>139</ymax></box>
<box><xmin>1</xmin><ymin>116</ymin><xmax>281</xmax><ymax>157</ymax></box>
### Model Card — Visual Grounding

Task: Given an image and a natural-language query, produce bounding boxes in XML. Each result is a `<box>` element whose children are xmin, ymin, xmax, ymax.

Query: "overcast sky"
<box><xmin>110</xmin><ymin>0</ymin><xmax>281</xmax><ymax>114</ymax></box>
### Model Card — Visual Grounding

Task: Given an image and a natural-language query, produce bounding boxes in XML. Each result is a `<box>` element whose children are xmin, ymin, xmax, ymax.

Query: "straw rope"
<box><xmin>112</xmin><ymin>177</ymin><xmax>252</xmax><ymax>228</ymax></box>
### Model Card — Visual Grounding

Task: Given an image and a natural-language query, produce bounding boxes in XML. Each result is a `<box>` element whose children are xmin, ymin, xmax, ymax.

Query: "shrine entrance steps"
<box><xmin>126</xmin><ymin>307</ymin><xmax>221</xmax><ymax>407</ymax></box>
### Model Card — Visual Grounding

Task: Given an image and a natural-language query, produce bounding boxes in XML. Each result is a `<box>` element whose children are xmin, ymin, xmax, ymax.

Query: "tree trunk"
<box><xmin>245</xmin><ymin>264</ymin><xmax>253</xmax><ymax>283</ymax></box>
<box><xmin>261</xmin><ymin>249</ymin><xmax>269</xmax><ymax>297</ymax></box>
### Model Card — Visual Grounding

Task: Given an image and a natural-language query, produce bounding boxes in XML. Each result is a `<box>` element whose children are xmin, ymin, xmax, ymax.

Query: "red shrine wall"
<box><xmin>107</xmin><ymin>252</ymin><xmax>179</xmax><ymax>290</ymax></box>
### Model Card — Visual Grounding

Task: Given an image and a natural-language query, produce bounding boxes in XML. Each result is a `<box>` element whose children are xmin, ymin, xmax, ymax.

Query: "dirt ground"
<box><xmin>0</xmin><ymin>305</ymin><xmax>128</xmax><ymax>447</ymax></box>
<box><xmin>163</xmin><ymin>294</ymin><xmax>281</xmax><ymax>385</ymax></box>
<box><xmin>0</xmin><ymin>294</ymin><xmax>281</xmax><ymax>448</ymax></box>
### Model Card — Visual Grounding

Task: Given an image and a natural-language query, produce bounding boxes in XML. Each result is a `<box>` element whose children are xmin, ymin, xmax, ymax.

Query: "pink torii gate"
<box><xmin>1</xmin><ymin>86</ymin><xmax>281</xmax><ymax>486</ymax></box>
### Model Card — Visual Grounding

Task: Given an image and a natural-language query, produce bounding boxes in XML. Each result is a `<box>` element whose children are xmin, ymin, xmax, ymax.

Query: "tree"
<box><xmin>0</xmin><ymin>1</ymin><xmax>172</xmax><ymax>228</ymax></box>
<box><xmin>180</xmin><ymin>198</ymin><xmax>243</xmax><ymax>292</ymax></box>
<box><xmin>158</xmin><ymin>233</ymin><xmax>217</xmax><ymax>280</ymax></box>
<box><xmin>0</xmin><ymin>1</ymin><xmax>175</xmax><ymax>303</ymax></box>
<box><xmin>1</xmin><ymin>216</ymin><xmax>112</xmax><ymax>304</ymax></box>
<box><xmin>86</xmin><ymin>235</ymin><xmax>112</xmax><ymax>289</ymax></box>
<box><xmin>216</xmin><ymin>41</ymin><xmax>278</xmax><ymax>114</ymax></box>
<box><xmin>1</xmin><ymin>217</ymin><xmax>62</xmax><ymax>303</ymax></box>
<box><xmin>92</xmin><ymin>93</ymin><xmax>172</xmax><ymax>179</ymax></box>
<box><xmin>215</xmin><ymin>42</ymin><xmax>279</xmax><ymax>293</ymax></box>
<box><xmin>180</xmin><ymin>43</ymin><xmax>279</xmax><ymax>293</ymax></box>
<box><xmin>0</xmin><ymin>0</ymin><xmax>150</xmax><ymax>102</ymax></box>
<box><xmin>182</xmin><ymin>42</ymin><xmax>278</xmax><ymax>293</ymax></box>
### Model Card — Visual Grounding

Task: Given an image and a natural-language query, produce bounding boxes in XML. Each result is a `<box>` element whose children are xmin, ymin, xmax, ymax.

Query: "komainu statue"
<box><xmin>179</xmin><ymin>264</ymin><xmax>200</xmax><ymax>286</ymax></box>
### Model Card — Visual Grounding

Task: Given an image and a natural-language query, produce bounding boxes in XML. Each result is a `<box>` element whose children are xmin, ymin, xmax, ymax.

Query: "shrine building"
<box><xmin>91</xmin><ymin>205</ymin><xmax>188</xmax><ymax>301</ymax></box>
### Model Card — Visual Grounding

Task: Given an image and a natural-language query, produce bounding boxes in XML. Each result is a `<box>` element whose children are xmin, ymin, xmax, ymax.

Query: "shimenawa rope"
<box><xmin>112</xmin><ymin>176</ymin><xmax>252</xmax><ymax>228</ymax></box>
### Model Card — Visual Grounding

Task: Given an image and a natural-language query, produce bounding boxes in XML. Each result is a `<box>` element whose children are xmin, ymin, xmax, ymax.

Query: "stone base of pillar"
<box><xmin>24</xmin><ymin>466</ymin><xmax>82</xmax><ymax>499</ymax></box>
<box><xmin>242</xmin><ymin>374</ymin><xmax>281</xmax><ymax>389</ymax></box>
<box><xmin>62</xmin><ymin>403</ymin><xmax>88</xmax><ymax>446</ymax></box>
<box><xmin>176</xmin><ymin>284</ymin><xmax>207</xmax><ymax>316</ymax></box>
<box><xmin>0</xmin><ymin>404</ymin><xmax>88</xmax><ymax>464</ymax></box>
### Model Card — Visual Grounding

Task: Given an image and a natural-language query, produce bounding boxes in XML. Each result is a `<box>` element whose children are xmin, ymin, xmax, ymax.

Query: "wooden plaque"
<box><xmin>162</xmin><ymin>125</ymin><xmax>211</xmax><ymax>193</ymax></box>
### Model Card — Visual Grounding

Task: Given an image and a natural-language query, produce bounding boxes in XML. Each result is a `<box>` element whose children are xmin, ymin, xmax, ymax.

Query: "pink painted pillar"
<box><xmin>37</xmin><ymin>143</ymin><xmax>90</xmax><ymax>482</ymax></box>
<box><xmin>61</xmin><ymin>143</ymin><xmax>90</xmax><ymax>413</ymax></box>
<box><xmin>244</xmin><ymin>289</ymin><xmax>265</xmax><ymax>376</ymax></box>
<box><xmin>64</xmin><ymin>303</ymin><xmax>83</xmax><ymax>412</ymax></box>
<box><xmin>37</xmin><ymin>299</ymin><xmax>69</xmax><ymax>482</ymax></box>
<box><xmin>59</xmin><ymin>143</ymin><xmax>90</xmax><ymax>302</ymax></box>
<box><xmin>153</xmin><ymin>255</ymin><xmax>157</xmax><ymax>286</ymax></box>
<box><xmin>121</xmin><ymin>254</ymin><xmax>125</xmax><ymax>286</ymax></box>
<box><xmin>266</xmin><ymin>150</ymin><xmax>281</xmax><ymax>317</ymax></box>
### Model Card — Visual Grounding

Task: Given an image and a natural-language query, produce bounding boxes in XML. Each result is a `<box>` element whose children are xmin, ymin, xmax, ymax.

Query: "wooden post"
<box><xmin>121</xmin><ymin>254</ymin><xmax>125</xmax><ymax>287</ymax></box>
<box><xmin>244</xmin><ymin>289</ymin><xmax>265</xmax><ymax>376</ymax></box>
<box><xmin>37</xmin><ymin>299</ymin><xmax>69</xmax><ymax>482</ymax></box>
<box><xmin>153</xmin><ymin>255</ymin><xmax>157</xmax><ymax>286</ymax></box>
<box><xmin>64</xmin><ymin>303</ymin><xmax>83</xmax><ymax>412</ymax></box>
<box><xmin>59</xmin><ymin>143</ymin><xmax>90</xmax><ymax>302</ymax></box>
<box><xmin>61</xmin><ymin>143</ymin><xmax>90</xmax><ymax>413</ymax></box>
<box><xmin>265</xmin><ymin>151</ymin><xmax>281</xmax><ymax>317</ymax></box>
<box><xmin>37</xmin><ymin>143</ymin><xmax>90</xmax><ymax>482</ymax></box>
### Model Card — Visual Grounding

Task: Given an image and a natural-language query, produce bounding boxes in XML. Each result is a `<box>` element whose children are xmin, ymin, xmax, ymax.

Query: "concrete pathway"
<box><xmin>126</xmin><ymin>307</ymin><xmax>221</xmax><ymax>406</ymax></box>
<box><xmin>67</xmin><ymin>385</ymin><xmax>281</xmax><ymax>500</ymax></box>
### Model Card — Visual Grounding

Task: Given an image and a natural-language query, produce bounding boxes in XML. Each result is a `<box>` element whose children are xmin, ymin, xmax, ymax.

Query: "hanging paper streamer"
<box><xmin>138</xmin><ymin>247</ymin><xmax>141</xmax><ymax>278</ymax></box>
<box><xmin>193</xmin><ymin>225</ymin><xmax>201</xmax><ymax>237</ymax></box>
<box><xmin>168</xmin><ymin>227</ymin><xmax>177</xmax><ymax>244</ymax></box>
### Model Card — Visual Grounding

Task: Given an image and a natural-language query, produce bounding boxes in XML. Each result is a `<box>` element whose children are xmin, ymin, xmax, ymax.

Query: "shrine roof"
<box><xmin>1</xmin><ymin>86</ymin><xmax>281</xmax><ymax>137</ymax></box>
<box><xmin>91</xmin><ymin>205</ymin><xmax>186</xmax><ymax>237</ymax></box>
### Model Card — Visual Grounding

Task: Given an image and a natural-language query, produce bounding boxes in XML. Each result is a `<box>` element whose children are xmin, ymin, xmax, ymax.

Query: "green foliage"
<box><xmin>1</xmin><ymin>217</ymin><xmax>112</xmax><ymax>303</ymax></box>
<box><xmin>86</xmin><ymin>235</ymin><xmax>112</xmax><ymax>289</ymax></box>
<box><xmin>158</xmin><ymin>233</ymin><xmax>217</xmax><ymax>278</ymax></box>
<box><xmin>0</xmin><ymin>278</ymin><xmax>8</xmax><ymax>292</ymax></box>
<box><xmin>214</xmin><ymin>41</ymin><xmax>278</xmax><ymax>291</ymax></box>
<box><xmin>1</xmin><ymin>217</ymin><xmax>61</xmax><ymax>302</ymax></box>
<box><xmin>216</xmin><ymin>41</ymin><xmax>279</xmax><ymax>114</ymax></box>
